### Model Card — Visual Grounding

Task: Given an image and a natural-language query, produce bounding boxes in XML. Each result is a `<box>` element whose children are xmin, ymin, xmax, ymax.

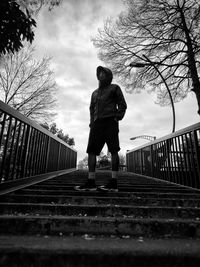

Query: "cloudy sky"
<box><xmin>33</xmin><ymin>0</ymin><xmax>199</xmax><ymax>162</ymax></box>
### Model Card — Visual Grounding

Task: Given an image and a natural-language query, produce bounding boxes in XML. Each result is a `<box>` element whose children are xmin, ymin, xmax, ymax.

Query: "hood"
<box><xmin>96</xmin><ymin>66</ymin><xmax>113</xmax><ymax>87</ymax></box>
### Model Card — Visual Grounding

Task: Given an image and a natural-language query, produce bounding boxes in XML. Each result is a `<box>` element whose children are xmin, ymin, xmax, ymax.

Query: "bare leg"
<box><xmin>99</xmin><ymin>152</ymin><xmax>119</xmax><ymax>191</ymax></box>
<box><xmin>88</xmin><ymin>153</ymin><xmax>96</xmax><ymax>179</ymax></box>
<box><xmin>111</xmin><ymin>152</ymin><xmax>119</xmax><ymax>172</ymax></box>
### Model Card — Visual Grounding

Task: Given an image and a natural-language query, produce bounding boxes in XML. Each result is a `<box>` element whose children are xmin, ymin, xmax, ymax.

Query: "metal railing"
<box><xmin>126</xmin><ymin>122</ymin><xmax>200</xmax><ymax>189</ymax></box>
<box><xmin>0</xmin><ymin>100</ymin><xmax>77</xmax><ymax>182</ymax></box>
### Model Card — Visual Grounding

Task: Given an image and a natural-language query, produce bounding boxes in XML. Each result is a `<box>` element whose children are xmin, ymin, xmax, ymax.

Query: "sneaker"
<box><xmin>98</xmin><ymin>179</ymin><xmax>118</xmax><ymax>192</ymax></box>
<box><xmin>74</xmin><ymin>179</ymin><xmax>97</xmax><ymax>191</ymax></box>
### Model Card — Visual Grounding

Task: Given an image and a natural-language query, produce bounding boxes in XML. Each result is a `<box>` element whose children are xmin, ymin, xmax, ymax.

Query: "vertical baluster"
<box><xmin>20</xmin><ymin>125</ymin><xmax>31</xmax><ymax>178</ymax></box>
<box><xmin>29</xmin><ymin>128</ymin><xmax>37</xmax><ymax>177</ymax></box>
<box><xmin>16</xmin><ymin>123</ymin><xmax>27</xmax><ymax>179</ymax></box>
<box><xmin>166</xmin><ymin>139</ymin><xmax>172</xmax><ymax>182</ymax></box>
<box><xmin>177</xmin><ymin>135</ymin><xmax>184</xmax><ymax>185</ymax></box>
<box><xmin>149</xmin><ymin>145</ymin><xmax>153</xmax><ymax>177</ymax></box>
<box><xmin>57</xmin><ymin>143</ymin><xmax>61</xmax><ymax>171</ymax></box>
<box><xmin>11</xmin><ymin>121</ymin><xmax>22</xmax><ymax>180</ymax></box>
<box><xmin>34</xmin><ymin>131</ymin><xmax>42</xmax><ymax>175</ymax></box>
<box><xmin>45</xmin><ymin>137</ymin><xmax>51</xmax><ymax>173</ymax></box>
<box><xmin>188</xmin><ymin>131</ymin><xmax>198</xmax><ymax>188</ymax></box>
<box><xmin>31</xmin><ymin>130</ymin><xmax>39</xmax><ymax>176</ymax></box>
<box><xmin>0</xmin><ymin>112</ymin><xmax>7</xmax><ymax>153</ymax></box>
<box><xmin>180</xmin><ymin>134</ymin><xmax>188</xmax><ymax>186</ymax></box>
<box><xmin>184</xmin><ymin>133</ymin><xmax>193</xmax><ymax>187</ymax></box>
<box><xmin>5</xmin><ymin>118</ymin><xmax>18</xmax><ymax>180</ymax></box>
<box><xmin>171</xmin><ymin>138</ymin><xmax>177</xmax><ymax>184</ymax></box>
<box><xmin>37</xmin><ymin>133</ymin><xmax>45</xmax><ymax>174</ymax></box>
<box><xmin>0</xmin><ymin>115</ymin><xmax>13</xmax><ymax>181</ymax></box>
<box><xmin>155</xmin><ymin>143</ymin><xmax>160</xmax><ymax>179</ymax></box>
<box><xmin>24</xmin><ymin>128</ymin><xmax>34</xmax><ymax>177</ymax></box>
<box><xmin>193</xmin><ymin>130</ymin><xmax>200</xmax><ymax>188</ymax></box>
<box><xmin>162</xmin><ymin>140</ymin><xmax>168</xmax><ymax>181</ymax></box>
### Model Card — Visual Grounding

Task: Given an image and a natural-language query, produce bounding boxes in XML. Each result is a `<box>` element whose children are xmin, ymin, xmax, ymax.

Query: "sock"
<box><xmin>112</xmin><ymin>171</ymin><xmax>118</xmax><ymax>179</ymax></box>
<box><xmin>88</xmin><ymin>172</ymin><xmax>95</xmax><ymax>179</ymax></box>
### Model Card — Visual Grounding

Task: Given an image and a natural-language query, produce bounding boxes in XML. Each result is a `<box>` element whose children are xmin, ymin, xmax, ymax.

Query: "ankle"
<box><xmin>88</xmin><ymin>172</ymin><xmax>95</xmax><ymax>179</ymax></box>
<box><xmin>112</xmin><ymin>171</ymin><xmax>118</xmax><ymax>179</ymax></box>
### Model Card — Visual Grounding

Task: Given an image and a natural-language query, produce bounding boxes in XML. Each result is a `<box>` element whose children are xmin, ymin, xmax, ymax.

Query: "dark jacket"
<box><xmin>89</xmin><ymin>66</ymin><xmax>127</xmax><ymax>127</ymax></box>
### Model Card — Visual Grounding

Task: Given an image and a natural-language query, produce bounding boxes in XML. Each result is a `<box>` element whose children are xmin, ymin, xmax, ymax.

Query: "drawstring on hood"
<box><xmin>97</xmin><ymin>66</ymin><xmax>113</xmax><ymax>87</ymax></box>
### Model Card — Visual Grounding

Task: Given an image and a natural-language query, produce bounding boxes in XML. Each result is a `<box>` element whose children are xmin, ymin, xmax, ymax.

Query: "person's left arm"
<box><xmin>115</xmin><ymin>85</ymin><xmax>127</xmax><ymax>120</ymax></box>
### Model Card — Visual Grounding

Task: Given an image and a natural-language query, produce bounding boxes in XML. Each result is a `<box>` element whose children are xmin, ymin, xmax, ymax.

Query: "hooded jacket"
<box><xmin>89</xmin><ymin>66</ymin><xmax>127</xmax><ymax>127</ymax></box>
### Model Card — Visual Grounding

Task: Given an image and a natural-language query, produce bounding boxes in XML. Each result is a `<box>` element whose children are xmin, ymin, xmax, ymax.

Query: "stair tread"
<box><xmin>1</xmin><ymin>214</ymin><xmax>200</xmax><ymax>223</ymax></box>
<box><xmin>14</xmin><ymin>189</ymin><xmax>200</xmax><ymax>197</ymax></box>
<box><xmin>0</xmin><ymin>235</ymin><xmax>200</xmax><ymax>255</ymax></box>
<box><xmin>1</xmin><ymin>202</ymin><xmax>200</xmax><ymax>210</ymax></box>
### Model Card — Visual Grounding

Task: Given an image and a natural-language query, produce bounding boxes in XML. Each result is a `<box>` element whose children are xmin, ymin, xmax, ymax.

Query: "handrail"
<box><xmin>127</xmin><ymin>122</ymin><xmax>200</xmax><ymax>153</ymax></box>
<box><xmin>126</xmin><ymin>122</ymin><xmax>200</xmax><ymax>189</ymax></box>
<box><xmin>0</xmin><ymin>100</ymin><xmax>76</xmax><ymax>150</ymax></box>
<box><xmin>0</xmin><ymin>100</ymin><xmax>77</xmax><ymax>182</ymax></box>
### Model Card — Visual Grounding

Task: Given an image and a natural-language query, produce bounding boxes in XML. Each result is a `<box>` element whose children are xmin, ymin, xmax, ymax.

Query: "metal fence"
<box><xmin>0</xmin><ymin>100</ymin><xmax>77</xmax><ymax>182</ymax></box>
<box><xmin>126</xmin><ymin>122</ymin><xmax>200</xmax><ymax>189</ymax></box>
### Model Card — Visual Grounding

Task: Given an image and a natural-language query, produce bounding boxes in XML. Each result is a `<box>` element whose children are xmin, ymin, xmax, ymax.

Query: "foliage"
<box><xmin>0</xmin><ymin>0</ymin><xmax>62</xmax><ymax>55</ymax></box>
<box><xmin>119</xmin><ymin>153</ymin><xmax>125</xmax><ymax>166</ymax></box>
<box><xmin>93</xmin><ymin>0</ymin><xmax>200</xmax><ymax>114</ymax></box>
<box><xmin>78</xmin><ymin>156</ymin><xmax>88</xmax><ymax>169</ymax></box>
<box><xmin>78</xmin><ymin>152</ymin><xmax>126</xmax><ymax>170</ymax></box>
<box><xmin>41</xmin><ymin>122</ymin><xmax>75</xmax><ymax>146</ymax></box>
<box><xmin>97</xmin><ymin>152</ymin><xmax>110</xmax><ymax>167</ymax></box>
<box><xmin>17</xmin><ymin>0</ymin><xmax>63</xmax><ymax>14</ymax></box>
<box><xmin>0</xmin><ymin>45</ymin><xmax>57</xmax><ymax>123</ymax></box>
<box><xmin>0</xmin><ymin>0</ymin><xmax>36</xmax><ymax>54</ymax></box>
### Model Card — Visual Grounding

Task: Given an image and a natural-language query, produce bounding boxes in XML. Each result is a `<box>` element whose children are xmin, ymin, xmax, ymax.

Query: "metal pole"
<box><xmin>143</xmin><ymin>55</ymin><xmax>176</xmax><ymax>133</ymax></box>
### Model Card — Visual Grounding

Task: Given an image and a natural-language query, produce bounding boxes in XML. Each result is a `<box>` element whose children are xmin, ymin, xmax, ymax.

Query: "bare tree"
<box><xmin>92</xmin><ymin>0</ymin><xmax>200</xmax><ymax>115</ymax></box>
<box><xmin>0</xmin><ymin>45</ymin><xmax>57</xmax><ymax>123</ymax></box>
<box><xmin>17</xmin><ymin>0</ymin><xmax>63</xmax><ymax>14</ymax></box>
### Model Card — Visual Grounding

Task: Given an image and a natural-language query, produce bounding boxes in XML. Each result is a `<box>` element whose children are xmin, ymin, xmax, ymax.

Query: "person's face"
<box><xmin>98</xmin><ymin>71</ymin><xmax>106</xmax><ymax>81</ymax></box>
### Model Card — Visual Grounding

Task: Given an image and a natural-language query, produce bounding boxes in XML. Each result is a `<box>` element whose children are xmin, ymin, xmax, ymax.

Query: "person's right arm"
<box><xmin>89</xmin><ymin>93</ymin><xmax>94</xmax><ymax>128</ymax></box>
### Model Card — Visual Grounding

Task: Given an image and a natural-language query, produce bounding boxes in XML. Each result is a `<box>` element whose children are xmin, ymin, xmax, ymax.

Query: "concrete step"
<box><xmin>29</xmin><ymin>184</ymin><xmax>196</xmax><ymax>193</ymax></box>
<box><xmin>0</xmin><ymin>214</ymin><xmax>200</xmax><ymax>238</ymax></box>
<box><xmin>0</xmin><ymin>235</ymin><xmax>200</xmax><ymax>267</ymax></box>
<box><xmin>50</xmin><ymin>170</ymin><xmax>183</xmax><ymax>185</ymax></box>
<box><xmin>13</xmin><ymin>188</ymin><xmax>200</xmax><ymax>199</ymax></box>
<box><xmin>40</xmin><ymin>179</ymin><xmax>184</xmax><ymax>187</ymax></box>
<box><xmin>51</xmin><ymin>181</ymin><xmax>181</xmax><ymax>187</ymax></box>
<box><xmin>0</xmin><ymin>194</ymin><xmax>199</xmax><ymax>207</ymax></box>
<box><xmin>1</xmin><ymin>170</ymin><xmax>200</xmax><ymax>266</ymax></box>
<box><xmin>1</xmin><ymin>202</ymin><xmax>200</xmax><ymax>219</ymax></box>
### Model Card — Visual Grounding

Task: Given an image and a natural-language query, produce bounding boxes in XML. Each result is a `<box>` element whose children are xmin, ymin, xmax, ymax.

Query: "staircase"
<box><xmin>0</xmin><ymin>170</ymin><xmax>200</xmax><ymax>266</ymax></box>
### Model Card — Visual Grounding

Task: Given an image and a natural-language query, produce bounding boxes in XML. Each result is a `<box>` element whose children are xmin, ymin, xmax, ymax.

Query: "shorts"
<box><xmin>86</xmin><ymin>117</ymin><xmax>120</xmax><ymax>155</ymax></box>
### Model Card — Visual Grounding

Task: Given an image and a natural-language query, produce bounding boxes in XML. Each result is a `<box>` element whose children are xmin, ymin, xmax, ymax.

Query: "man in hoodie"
<box><xmin>75</xmin><ymin>66</ymin><xmax>127</xmax><ymax>191</ymax></box>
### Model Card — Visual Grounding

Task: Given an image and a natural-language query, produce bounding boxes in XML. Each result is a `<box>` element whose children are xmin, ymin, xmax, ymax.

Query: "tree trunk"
<box><xmin>179</xmin><ymin>3</ymin><xmax>200</xmax><ymax>115</ymax></box>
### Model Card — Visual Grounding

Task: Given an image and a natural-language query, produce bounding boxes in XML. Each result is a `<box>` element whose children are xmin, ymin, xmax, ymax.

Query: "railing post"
<box><xmin>166</xmin><ymin>139</ymin><xmax>171</xmax><ymax>182</ymax></box>
<box><xmin>150</xmin><ymin>145</ymin><xmax>154</xmax><ymax>177</ymax></box>
<box><xmin>5</xmin><ymin>119</ymin><xmax>18</xmax><ymax>179</ymax></box>
<box><xmin>57</xmin><ymin>143</ymin><xmax>61</xmax><ymax>171</ymax></box>
<box><xmin>193</xmin><ymin>130</ymin><xmax>200</xmax><ymax>188</ymax></box>
<box><xmin>45</xmin><ymin>137</ymin><xmax>51</xmax><ymax>173</ymax></box>
<box><xmin>20</xmin><ymin>125</ymin><xmax>31</xmax><ymax>178</ymax></box>
<box><xmin>0</xmin><ymin>115</ymin><xmax>12</xmax><ymax>181</ymax></box>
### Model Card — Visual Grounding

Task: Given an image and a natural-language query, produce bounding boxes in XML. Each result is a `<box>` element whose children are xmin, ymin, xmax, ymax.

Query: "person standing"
<box><xmin>75</xmin><ymin>66</ymin><xmax>127</xmax><ymax>191</ymax></box>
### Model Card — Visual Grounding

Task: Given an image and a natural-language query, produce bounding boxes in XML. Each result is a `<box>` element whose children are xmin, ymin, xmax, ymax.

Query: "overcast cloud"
<box><xmin>33</xmin><ymin>0</ymin><xmax>199</xmax><ymax>162</ymax></box>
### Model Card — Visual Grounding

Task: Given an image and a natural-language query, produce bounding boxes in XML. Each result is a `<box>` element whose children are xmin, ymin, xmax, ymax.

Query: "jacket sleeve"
<box><xmin>115</xmin><ymin>85</ymin><xmax>127</xmax><ymax>120</ymax></box>
<box><xmin>89</xmin><ymin>93</ymin><xmax>95</xmax><ymax>127</ymax></box>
